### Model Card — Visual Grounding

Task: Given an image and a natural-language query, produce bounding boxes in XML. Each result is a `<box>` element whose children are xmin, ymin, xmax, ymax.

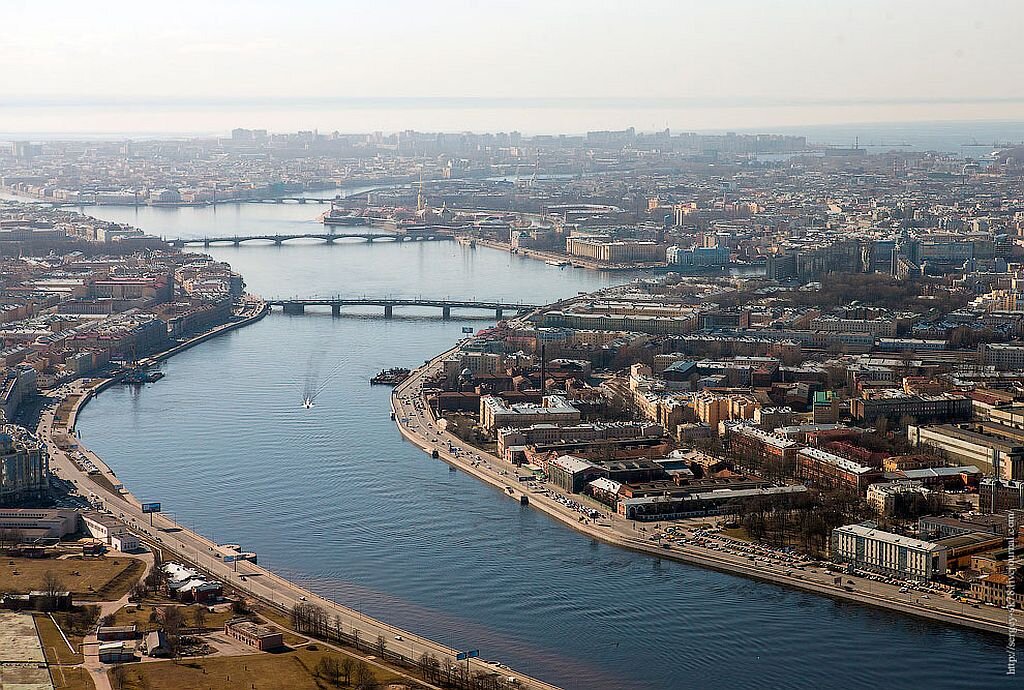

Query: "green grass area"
<box><xmin>49</xmin><ymin>664</ymin><xmax>96</xmax><ymax>690</ymax></box>
<box><xmin>114</xmin><ymin>647</ymin><xmax>406</xmax><ymax>690</ymax></box>
<box><xmin>34</xmin><ymin>613</ymin><xmax>84</xmax><ymax>665</ymax></box>
<box><xmin>0</xmin><ymin>555</ymin><xmax>145</xmax><ymax>601</ymax></box>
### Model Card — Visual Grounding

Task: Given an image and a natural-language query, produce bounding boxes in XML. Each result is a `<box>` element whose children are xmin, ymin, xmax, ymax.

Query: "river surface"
<box><xmin>76</xmin><ymin>202</ymin><xmax>1016</xmax><ymax>689</ymax></box>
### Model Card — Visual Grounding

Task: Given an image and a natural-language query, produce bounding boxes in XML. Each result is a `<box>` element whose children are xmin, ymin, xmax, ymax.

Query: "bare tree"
<box><xmin>158</xmin><ymin>606</ymin><xmax>184</xmax><ymax>662</ymax></box>
<box><xmin>191</xmin><ymin>605</ymin><xmax>207</xmax><ymax>631</ymax></box>
<box><xmin>109</xmin><ymin>664</ymin><xmax>128</xmax><ymax>690</ymax></box>
<box><xmin>354</xmin><ymin>660</ymin><xmax>377</xmax><ymax>690</ymax></box>
<box><xmin>41</xmin><ymin>570</ymin><xmax>65</xmax><ymax>612</ymax></box>
<box><xmin>340</xmin><ymin>656</ymin><xmax>355</xmax><ymax>685</ymax></box>
<box><xmin>375</xmin><ymin>633</ymin><xmax>387</xmax><ymax>658</ymax></box>
<box><xmin>316</xmin><ymin>656</ymin><xmax>342</xmax><ymax>687</ymax></box>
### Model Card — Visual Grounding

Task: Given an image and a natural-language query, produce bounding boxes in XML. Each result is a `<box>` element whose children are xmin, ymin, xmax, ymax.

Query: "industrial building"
<box><xmin>907</xmin><ymin>423</ymin><xmax>1024</xmax><ymax>480</ymax></box>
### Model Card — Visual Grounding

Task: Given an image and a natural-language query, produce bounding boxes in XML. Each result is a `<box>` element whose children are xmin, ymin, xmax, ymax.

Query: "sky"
<box><xmin>2</xmin><ymin>0</ymin><xmax>1023</xmax><ymax>134</ymax></box>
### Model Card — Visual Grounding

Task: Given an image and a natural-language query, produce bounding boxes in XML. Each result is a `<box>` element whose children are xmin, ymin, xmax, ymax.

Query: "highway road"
<box><xmin>391</xmin><ymin>343</ymin><xmax>1018</xmax><ymax>641</ymax></box>
<box><xmin>38</xmin><ymin>377</ymin><xmax>562</xmax><ymax>690</ymax></box>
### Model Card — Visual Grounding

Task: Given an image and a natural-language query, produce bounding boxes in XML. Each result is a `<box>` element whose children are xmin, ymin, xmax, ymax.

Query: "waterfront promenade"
<box><xmin>37</xmin><ymin>306</ymin><xmax>562</xmax><ymax>690</ymax></box>
<box><xmin>392</xmin><ymin>343</ymin><xmax>1019</xmax><ymax>641</ymax></box>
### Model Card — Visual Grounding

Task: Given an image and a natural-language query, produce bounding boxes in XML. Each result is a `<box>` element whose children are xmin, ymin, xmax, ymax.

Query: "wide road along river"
<box><xmin>78</xmin><ymin>200</ymin><xmax>1017</xmax><ymax>689</ymax></box>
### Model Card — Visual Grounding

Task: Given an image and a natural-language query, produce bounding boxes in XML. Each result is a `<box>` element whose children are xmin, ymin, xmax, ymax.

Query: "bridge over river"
<box><xmin>266</xmin><ymin>297</ymin><xmax>540</xmax><ymax>319</ymax></box>
<box><xmin>165</xmin><ymin>231</ymin><xmax>453</xmax><ymax>247</ymax></box>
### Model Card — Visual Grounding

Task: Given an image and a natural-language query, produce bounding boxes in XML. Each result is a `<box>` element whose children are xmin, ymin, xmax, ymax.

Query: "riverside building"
<box><xmin>0</xmin><ymin>424</ymin><xmax>48</xmax><ymax>506</ymax></box>
<box><xmin>831</xmin><ymin>523</ymin><xmax>947</xmax><ymax>581</ymax></box>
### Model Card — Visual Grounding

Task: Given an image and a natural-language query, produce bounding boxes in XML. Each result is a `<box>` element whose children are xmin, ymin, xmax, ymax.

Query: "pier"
<box><xmin>267</xmin><ymin>297</ymin><xmax>539</xmax><ymax>319</ymax></box>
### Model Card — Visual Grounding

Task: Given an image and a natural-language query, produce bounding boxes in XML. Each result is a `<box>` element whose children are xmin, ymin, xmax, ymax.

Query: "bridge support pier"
<box><xmin>233</xmin><ymin>240</ymin><xmax>241</xmax><ymax>246</ymax></box>
<box><xmin>274</xmin><ymin>238</ymin><xmax>283</xmax><ymax>245</ymax></box>
<box><xmin>442</xmin><ymin>306</ymin><xmax>451</xmax><ymax>320</ymax></box>
<box><xmin>495</xmin><ymin>308</ymin><xmax>503</xmax><ymax>320</ymax></box>
<box><xmin>332</xmin><ymin>305</ymin><xmax>341</xmax><ymax>317</ymax></box>
<box><xmin>384</xmin><ymin>305</ymin><xmax>394</xmax><ymax>319</ymax></box>
<box><xmin>282</xmin><ymin>303</ymin><xmax>305</xmax><ymax>315</ymax></box>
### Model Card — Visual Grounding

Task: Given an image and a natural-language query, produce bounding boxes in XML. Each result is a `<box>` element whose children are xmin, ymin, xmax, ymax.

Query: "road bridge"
<box><xmin>165</xmin><ymin>232</ymin><xmax>453</xmax><ymax>247</ymax></box>
<box><xmin>267</xmin><ymin>297</ymin><xmax>539</xmax><ymax>320</ymax></box>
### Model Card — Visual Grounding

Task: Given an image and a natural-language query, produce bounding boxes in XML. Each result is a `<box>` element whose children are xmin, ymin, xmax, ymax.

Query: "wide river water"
<box><xmin>76</xmin><ymin>199</ymin><xmax>1016</xmax><ymax>689</ymax></box>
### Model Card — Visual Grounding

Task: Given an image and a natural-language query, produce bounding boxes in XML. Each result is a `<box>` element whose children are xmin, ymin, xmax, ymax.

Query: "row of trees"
<box><xmin>291</xmin><ymin>602</ymin><xmax>521</xmax><ymax>690</ymax></box>
<box><xmin>314</xmin><ymin>655</ymin><xmax>377</xmax><ymax>689</ymax></box>
<box><xmin>722</xmin><ymin>489</ymin><xmax>874</xmax><ymax>555</ymax></box>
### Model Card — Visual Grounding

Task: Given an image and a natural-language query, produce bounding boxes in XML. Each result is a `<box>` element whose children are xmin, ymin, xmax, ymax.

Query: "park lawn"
<box><xmin>0</xmin><ymin>555</ymin><xmax>145</xmax><ymax>601</ymax></box>
<box><xmin>108</xmin><ymin>603</ymin><xmax>236</xmax><ymax>633</ymax></box>
<box><xmin>35</xmin><ymin>613</ymin><xmax>83</xmax><ymax>665</ymax></box>
<box><xmin>49</xmin><ymin>664</ymin><xmax>96</xmax><ymax>690</ymax></box>
<box><xmin>114</xmin><ymin>647</ymin><xmax>405</xmax><ymax>690</ymax></box>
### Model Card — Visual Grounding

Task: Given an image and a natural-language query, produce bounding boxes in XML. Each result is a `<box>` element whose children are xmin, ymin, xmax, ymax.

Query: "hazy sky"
<box><xmin>2</xmin><ymin>0</ymin><xmax>1023</xmax><ymax>134</ymax></box>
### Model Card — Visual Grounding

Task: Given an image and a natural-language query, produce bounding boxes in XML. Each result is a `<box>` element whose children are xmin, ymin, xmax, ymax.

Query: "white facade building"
<box><xmin>831</xmin><ymin>522</ymin><xmax>947</xmax><ymax>581</ymax></box>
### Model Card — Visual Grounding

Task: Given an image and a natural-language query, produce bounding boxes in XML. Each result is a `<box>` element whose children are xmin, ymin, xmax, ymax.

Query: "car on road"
<box><xmin>299</xmin><ymin>595</ymin><xmax>307</xmax><ymax>601</ymax></box>
<box><xmin>394</xmin><ymin>635</ymin><xmax>403</xmax><ymax>641</ymax></box>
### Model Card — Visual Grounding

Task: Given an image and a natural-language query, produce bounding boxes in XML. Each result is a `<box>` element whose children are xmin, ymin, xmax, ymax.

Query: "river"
<box><xmin>75</xmin><ymin>201</ymin><xmax>1016</xmax><ymax>689</ymax></box>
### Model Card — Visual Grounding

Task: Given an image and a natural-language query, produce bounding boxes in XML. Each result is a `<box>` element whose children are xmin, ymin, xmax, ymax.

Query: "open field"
<box><xmin>113</xmin><ymin>646</ymin><xmax>410</xmax><ymax>690</ymax></box>
<box><xmin>35</xmin><ymin>613</ymin><xmax>83</xmax><ymax>664</ymax></box>
<box><xmin>0</xmin><ymin>555</ymin><xmax>145</xmax><ymax>600</ymax></box>
<box><xmin>49</xmin><ymin>664</ymin><xmax>96</xmax><ymax>690</ymax></box>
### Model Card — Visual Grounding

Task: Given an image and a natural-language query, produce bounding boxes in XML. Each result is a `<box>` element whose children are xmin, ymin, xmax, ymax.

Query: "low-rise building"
<box><xmin>224</xmin><ymin>619</ymin><xmax>284</xmax><ymax>651</ymax></box>
<box><xmin>98</xmin><ymin>641</ymin><xmax>136</xmax><ymax>663</ymax></box>
<box><xmin>82</xmin><ymin>511</ymin><xmax>128</xmax><ymax>543</ymax></box>
<box><xmin>619</xmin><ymin>484</ymin><xmax>807</xmax><ymax>521</ymax></box>
<box><xmin>0</xmin><ymin>508</ymin><xmax>79</xmax><ymax>539</ymax></box>
<box><xmin>971</xmin><ymin>573</ymin><xmax>1020</xmax><ymax>608</ymax></box>
<box><xmin>866</xmin><ymin>481</ymin><xmax>930</xmax><ymax>516</ymax></box>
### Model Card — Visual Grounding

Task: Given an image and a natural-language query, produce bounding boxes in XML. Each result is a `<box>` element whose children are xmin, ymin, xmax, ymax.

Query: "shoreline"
<box><xmin>392</xmin><ymin>344</ymin><xmax>1018</xmax><ymax>642</ymax></box>
<box><xmin>49</xmin><ymin>304</ymin><xmax>562</xmax><ymax>690</ymax></box>
<box><xmin>459</xmin><ymin>236</ymin><xmax>663</xmax><ymax>272</ymax></box>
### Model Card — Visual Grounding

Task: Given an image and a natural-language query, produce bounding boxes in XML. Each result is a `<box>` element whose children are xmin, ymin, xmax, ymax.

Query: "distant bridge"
<box><xmin>238</xmin><ymin>197</ymin><xmax>335</xmax><ymax>204</ymax></box>
<box><xmin>165</xmin><ymin>232</ymin><xmax>453</xmax><ymax>248</ymax></box>
<box><xmin>266</xmin><ymin>297</ymin><xmax>539</xmax><ymax>320</ymax></box>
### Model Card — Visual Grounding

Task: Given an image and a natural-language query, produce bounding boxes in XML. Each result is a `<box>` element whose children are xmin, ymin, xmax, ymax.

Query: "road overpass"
<box><xmin>165</xmin><ymin>232</ymin><xmax>453</xmax><ymax>247</ymax></box>
<box><xmin>267</xmin><ymin>297</ymin><xmax>539</xmax><ymax>320</ymax></box>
